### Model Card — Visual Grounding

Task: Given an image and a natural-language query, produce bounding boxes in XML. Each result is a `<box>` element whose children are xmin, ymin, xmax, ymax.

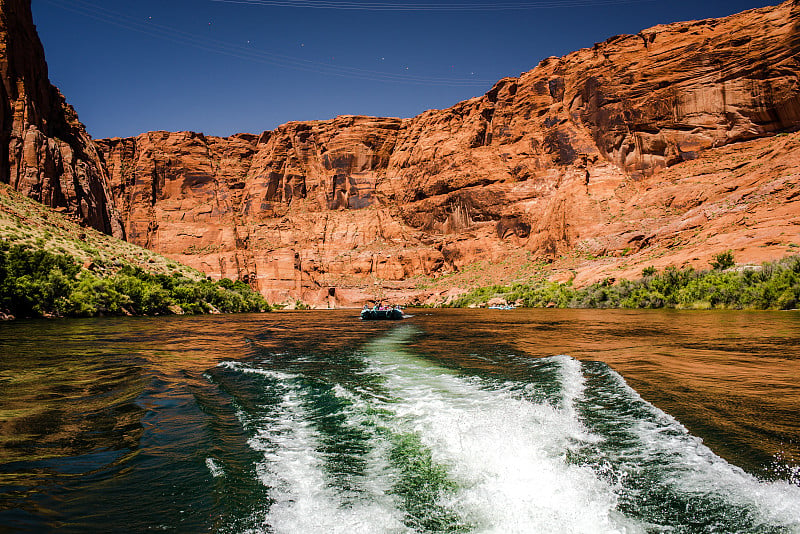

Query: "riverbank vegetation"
<box><xmin>448</xmin><ymin>253</ymin><xmax>800</xmax><ymax>310</ymax></box>
<box><xmin>0</xmin><ymin>243</ymin><xmax>270</xmax><ymax>319</ymax></box>
<box><xmin>0</xmin><ymin>183</ymin><xmax>270</xmax><ymax>319</ymax></box>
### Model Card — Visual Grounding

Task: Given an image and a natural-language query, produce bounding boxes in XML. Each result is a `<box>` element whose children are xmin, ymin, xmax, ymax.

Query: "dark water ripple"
<box><xmin>0</xmin><ymin>309</ymin><xmax>798</xmax><ymax>533</ymax></box>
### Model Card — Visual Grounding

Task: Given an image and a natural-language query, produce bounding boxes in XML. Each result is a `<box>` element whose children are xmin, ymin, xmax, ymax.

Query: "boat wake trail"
<box><xmin>212</xmin><ymin>326</ymin><xmax>800</xmax><ymax>534</ymax></box>
<box><xmin>216</xmin><ymin>362</ymin><xmax>406</xmax><ymax>533</ymax></box>
<box><xmin>357</xmin><ymin>326</ymin><xmax>637</xmax><ymax>533</ymax></box>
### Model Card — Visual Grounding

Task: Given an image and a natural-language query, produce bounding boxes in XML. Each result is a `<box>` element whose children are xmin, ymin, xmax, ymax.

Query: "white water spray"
<box><xmin>218</xmin><ymin>361</ymin><xmax>409</xmax><ymax>534</ymax></box>
<box><xmin>361</xmin><ymin>329</ymin><xmax>643</xmax><ymax>534</ymax></box>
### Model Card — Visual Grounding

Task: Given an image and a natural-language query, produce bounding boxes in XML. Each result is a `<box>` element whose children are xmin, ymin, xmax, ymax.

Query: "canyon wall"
<box><xmin>98</xmin><ymin>0</ymin><xmax>800</xmax><ymax>305</ymax></box>
<box><xmin>2</xmin><ymin>0</ymin><xmax>798</xmax><ymax>306</ymax></box>
<box><xmin>0</xmin><ymin>0</ymin><xmax>122</xmax><ymax>237</ymax></box>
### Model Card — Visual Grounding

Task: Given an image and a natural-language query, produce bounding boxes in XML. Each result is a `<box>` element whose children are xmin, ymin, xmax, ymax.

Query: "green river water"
<box><xmin>0</xmin><ymin>308</ymin><xmax>798</xmax><ymax>533</ymax></box>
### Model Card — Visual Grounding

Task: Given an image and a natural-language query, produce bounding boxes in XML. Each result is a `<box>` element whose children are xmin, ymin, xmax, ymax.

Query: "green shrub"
<box><xmin>0</xmin><ymin>243</ymin><xmax>271</xmax><ymax>318</ymax></box>
<box><xmin>447</xmin><ymin>255</ymin><xmax>800</xmax><ymax>310</ymax></box>
<box><xmin>65</xmin><ymin>276</ymin><xmax>127</xmax><ymax>316</ymax></box>
<box><xmin>710</xmin><ymin>250</ymin><xmax>735</xmax><ymax>270</ymax></box>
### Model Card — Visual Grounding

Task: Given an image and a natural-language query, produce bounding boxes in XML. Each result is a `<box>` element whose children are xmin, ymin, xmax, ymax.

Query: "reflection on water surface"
<box><xmin>0</xmin><ymin>309</ymin><xmax>797</xmax><ymax>533</ymax></box>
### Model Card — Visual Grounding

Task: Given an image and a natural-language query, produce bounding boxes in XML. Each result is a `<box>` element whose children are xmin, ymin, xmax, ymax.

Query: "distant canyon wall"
<box><xmin>97</xmin><ymin>0</ymin><xmax>800</xmax><ymax>304</ymax></box>
<box><xmin>2</xmin><ymin>0</ymin><xmax>799</xmax><ymax>305</ymax></box>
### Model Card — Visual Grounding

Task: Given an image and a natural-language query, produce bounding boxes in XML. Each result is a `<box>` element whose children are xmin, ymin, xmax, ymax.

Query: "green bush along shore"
<box><xmin>0</xmin><ymin>243</ymin><xmax>270</xmax><ymax>319</ymax></box>
<box><xmin>449</xmin><ymin>253</ymin><xmax>800</xmax><ymax>310</ymax></box>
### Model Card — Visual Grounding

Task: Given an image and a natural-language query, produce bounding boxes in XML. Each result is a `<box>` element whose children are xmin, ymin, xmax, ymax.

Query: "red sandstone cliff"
<box><xmin>2</xmin><ymin>0</ymin><xmax>798</xmax><ymax>306</ymax></box>
<box><xmin>96</xmin><ymin>0</ymin><xmax>800</xmax><ymax>306</ymax></box>
<box><xmin>0</xmin><ymin>0</ymin><xmax>122</xmax><ymax>236</ymax></box>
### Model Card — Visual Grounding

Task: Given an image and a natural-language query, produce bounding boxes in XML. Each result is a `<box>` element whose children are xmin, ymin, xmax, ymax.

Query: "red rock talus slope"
<box><xmin>0</xmin><ymin>0</ymin><xmax>122</xmax><ymax>237</ymax></box>
<box><xmin>97</xmin><ymin>1</ymin><xmax>800</xmax><ymax>306</ymax></box>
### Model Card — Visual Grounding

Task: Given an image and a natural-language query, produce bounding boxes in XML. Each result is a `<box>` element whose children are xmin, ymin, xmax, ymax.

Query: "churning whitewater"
<box><xmin>211</xmin><ymin>325</ymin><xmax>800</xmax><ymax>534</ymax></box>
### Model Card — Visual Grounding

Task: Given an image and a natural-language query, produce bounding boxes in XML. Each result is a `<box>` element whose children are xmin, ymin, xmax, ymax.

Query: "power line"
<box><xmin>210</xmin><ymin>0</ymin><xmax>650</xmax><ymax>11</ymax></box>
<box><xmin>42</xmin><ymin>0</ymin><xmax>501</xmax><ymax>86</ymax></box>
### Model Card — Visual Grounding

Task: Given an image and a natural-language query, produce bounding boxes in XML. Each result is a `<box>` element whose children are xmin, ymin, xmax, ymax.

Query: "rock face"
<box><xmin>4</xmin><ymin>0</ymin><xmax>798</xmax><ymax>306</ymax></box>
<box><xmin>97</xmin><ymin>0</ymin><xmax>800</xmax><ymax>306</ymax></box>
<box><xmin>0</xmin><ymin>0</ymin><xmax>122</xmax><ymax>236</ymax></box>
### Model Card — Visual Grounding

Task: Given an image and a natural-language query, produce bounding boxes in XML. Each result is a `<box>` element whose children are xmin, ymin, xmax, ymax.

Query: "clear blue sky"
<box><xmin>32</xmin><ymin>0</ymin><xmax>772</xmax><ymax>139</ymax></box>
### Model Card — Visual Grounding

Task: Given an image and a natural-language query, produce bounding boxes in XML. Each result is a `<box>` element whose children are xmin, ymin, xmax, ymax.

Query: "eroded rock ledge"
<box><xmin>96</xmin><ymin>1</ymin><xmax>800</xmax><ymax>305</ymax></box>
<box><xmin>2</xmin><ymin>0</ymin><xmax>799</xmax><ymax>306</ymax></box>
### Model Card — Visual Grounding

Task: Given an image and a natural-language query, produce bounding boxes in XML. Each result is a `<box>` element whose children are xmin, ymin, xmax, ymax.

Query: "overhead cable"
<box><xmin>43</xmin><ymin>0</ymin><xmax>501</xmax><ymax>86</ymax></box>
<box><xmin>210</xmin><ymin>0</ymin><xmax>649</xmax><ymax>11</ymax></box>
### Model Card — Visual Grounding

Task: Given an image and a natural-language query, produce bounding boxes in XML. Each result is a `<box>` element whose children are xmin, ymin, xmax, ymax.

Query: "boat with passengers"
<box><xmin>361</xmin><ymin>303</ymin><xmax>404</xmax><ymax>320</ymax></box>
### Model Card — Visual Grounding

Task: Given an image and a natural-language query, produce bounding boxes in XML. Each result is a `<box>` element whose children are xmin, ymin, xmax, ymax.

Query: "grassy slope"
<box><xmin>0</xmin><ymin>183</ymin><xmax>201</xmax><ymax>279</ymax></box>
<box><xmin>0</xmin><ymin>183</ymin><xmax>269</xmax><ymax>318</ymax></box>
<box><xmin>445</xmin><ymin>253</ymin><xmax>800</xmax><ymax>310</ymax></box>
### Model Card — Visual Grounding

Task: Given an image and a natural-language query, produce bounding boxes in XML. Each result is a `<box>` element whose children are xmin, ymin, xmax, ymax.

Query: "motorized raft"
<box><xmin>360</xmin><ymin>306</ymin><xmax>404</xmax><ymax>320</ymax></box>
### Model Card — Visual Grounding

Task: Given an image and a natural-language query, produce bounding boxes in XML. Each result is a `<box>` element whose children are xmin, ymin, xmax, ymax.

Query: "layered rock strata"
<box><xmin>0</xmin><ymin>0</ymin><xmax>122</xmax><ymax>236</ymax></box>
<box><xmin>3</xmin><ymin>0</ymin><xmax>799</xmax><ymax>306</ymax></box>
<box><xmin>97</xmin><ymin>0</ymin><xmax>800</xmax><ymax>305</ymax></box>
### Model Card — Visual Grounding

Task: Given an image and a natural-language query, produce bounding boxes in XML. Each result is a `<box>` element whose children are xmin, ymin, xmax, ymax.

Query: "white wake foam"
<box><xmin>601</xmin><ymin>366</ymin><xmax>800</xmax><ymax>532</ymax></box>
<box><xmin>218</xmin><ymin>334</ymin><xmax>800</xmax><ymax>534</ymax></box>
<box><xmin>205</xmin><ymin>457</ymin><xmax>225</xmax><ymax>478</ymax></box>
<box><xmin>221</xmin><ymin>361</ymin><xmax>408</xmax><ymax>534</ymax></box>
<box><xmin>363</xmin><ymin>332</ymin><xmax>642</xmax><ymax>534</ymax></box>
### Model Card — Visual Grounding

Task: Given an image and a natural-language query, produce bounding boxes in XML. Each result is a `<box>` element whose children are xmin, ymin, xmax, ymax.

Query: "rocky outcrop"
<box><xmin>4</xmin><ymin>0</ymin><xmax>797</xmax><ymax>306</ymax></box>
<box><xmin>97</xmin><ymin>1</ymin><xmax>800</xmax><ymax>306</ymax></box>
<box><xmin>0</xmin><ymin>0</ymin><xmax>122</xmax><ymax>236</ymax></box>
